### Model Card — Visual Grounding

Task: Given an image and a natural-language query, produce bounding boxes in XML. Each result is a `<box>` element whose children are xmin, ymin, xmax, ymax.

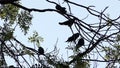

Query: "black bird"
<box><xmin>76</xmin><ymin>38</ymin><xmax>84</xmax><ymax>50</ymax></box>
<box><xmin>59</xmin><ymin>19</ymin><xmax>75</xmax><ymax>27</ymax></box>
<box><xmin>38</xmin><ymin>47</ymin><xmax>44</xmax><ymax>55</ymax></box>
<box><xmin>0</xmin><ymin>0</ymin><xmax>19</xmax><ymax>4</ymax></box>
<box><xmin>55</xmin><ymin>4</ymin><xmax>67</xmax><ymax>14</ymax></box>
<box><xmin>66</xmin><ymin>33</ymin><xmax>79</xmax><ymax>42</ymax></box>
<box><xmin>9</xmin><ymin>65</ymin><xmax>15</xmax><ymax>68</ymax></box>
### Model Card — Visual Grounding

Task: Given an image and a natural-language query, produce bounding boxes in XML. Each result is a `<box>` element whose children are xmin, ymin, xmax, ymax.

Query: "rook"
<box><xmin>76</xmin><ymin>38</ymin><xmax>84</xmax><ymax>50</ymax></box>
<box><xmin>66</xmin><ymin>33</ymin><xmax>79</xmax><ymax>42</ymax></box>
<box><xmin>38</xmin><ymin>47</ymin><xmax>44</xmax><ymax>55</ymax></box>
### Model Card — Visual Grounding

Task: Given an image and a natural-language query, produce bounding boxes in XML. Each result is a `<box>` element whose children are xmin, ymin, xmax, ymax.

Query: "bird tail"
<box><xmin>59</xmin><ymin>22</ymin><xmax>64</xmax><ymax>25</ymax></box>
<box><xmin>75</xmin><ymin>45</ymin><xmax>79</xmax><ymax>51</ymax></box>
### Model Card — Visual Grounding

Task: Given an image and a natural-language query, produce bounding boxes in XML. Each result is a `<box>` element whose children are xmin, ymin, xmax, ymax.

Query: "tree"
<box><xmin>0</xmin><ymin>0</ymin><xmax>120</xmax><ymax>68</ymax></box>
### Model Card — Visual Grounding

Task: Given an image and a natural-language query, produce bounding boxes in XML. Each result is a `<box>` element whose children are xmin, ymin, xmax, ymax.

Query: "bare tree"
<box><xmin>0</xmin><ymin>0</ymin><xmax>120</xmax><ymax>68</ymax></box>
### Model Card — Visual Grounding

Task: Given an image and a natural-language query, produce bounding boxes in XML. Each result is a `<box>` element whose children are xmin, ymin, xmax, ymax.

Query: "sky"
<box><xmin>4</xmin><ymin>0</ymin><xmax>120</xmax><ymax>67</ymax></box>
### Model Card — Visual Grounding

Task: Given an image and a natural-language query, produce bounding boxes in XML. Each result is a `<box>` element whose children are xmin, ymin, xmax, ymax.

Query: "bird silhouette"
<box><xmin>76</xmin><ymin>38</ymin><xmax>84</xmax><ymax>50</ymax></box>
<box><xmin>0</xmin><ymin>0</ymin><xmax>19</xmax><ymax>4</ymax></box>
<box><xmin>59</xmin><ymin>19</ymin><xmax>75</xmax><ymax>27</ymax></box>
<box><xmin>66</xmin><ymin>33</ymin><xmax>79</xmax><ymax>42</ymax></box>
<box><xmin>9</xmin><ymin>65</ymin><xmax>15</xmax><ymax>68</ymax></box>
<box><xmin>55</xmin><ymin>4</ymin><xmax>67</xmax><ymax>14</ymax></box>
<box><xmin>38</xmin><ymin>47</ymin><xmax>44</xmax><ymax>55</ymax></box>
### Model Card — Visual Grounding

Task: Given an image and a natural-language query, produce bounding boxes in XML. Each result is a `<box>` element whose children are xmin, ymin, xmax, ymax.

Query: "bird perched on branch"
<box><xmin>75</xmin><ymin>38</ymin><xmax>84</xmax><ymax>51</ymax></box>
<box><xmin>55</xmin><ymin>4</ymin><xmax>67</xmax><ymax>14</ymax></box>
<box><xmin>0</xmin><ymin>0</ymin><xmax>19</xmax><ymax>4</ymax></box>
<box><xmin>38</xmin><ymin>47</ymin><xmax>44</xmax><ymax>55</ymax></box>
<box><xmin>59</xmin><ymin>19</ymin><xmax>75</xmax><ymax>27</ymax></box>
<box><xmin>66</xmin><ymin>33</ymin><xmax>79</xmax><ymax>42</ymax></box>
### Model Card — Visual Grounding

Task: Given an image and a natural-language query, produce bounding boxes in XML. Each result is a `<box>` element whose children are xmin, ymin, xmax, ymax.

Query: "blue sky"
<box><xmin>5</xmin><ymin>0</ymin><xmax>120</xmax><ymax>67</ymax></box>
